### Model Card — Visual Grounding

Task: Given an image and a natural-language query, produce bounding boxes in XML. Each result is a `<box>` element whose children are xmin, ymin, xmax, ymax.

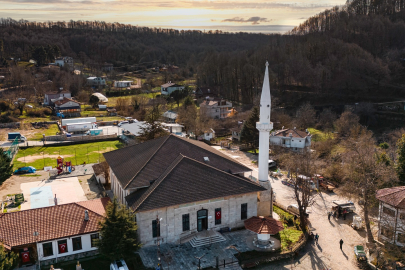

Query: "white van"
<box><xmin>287</xmin><ymin>204</ymin><xmax>310</xmax><ymax>217</ymax></box>
<box><xmin>110</xmin><ymin>259</ymin><xmax>129</xmax><ymax>270</ymax></box>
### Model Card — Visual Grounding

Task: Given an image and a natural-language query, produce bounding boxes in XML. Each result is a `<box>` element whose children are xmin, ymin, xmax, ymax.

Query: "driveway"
<box><xmin>212</xmin><ymin>146</ymin><xmax>366</xmax><ymax>270</ymax></box>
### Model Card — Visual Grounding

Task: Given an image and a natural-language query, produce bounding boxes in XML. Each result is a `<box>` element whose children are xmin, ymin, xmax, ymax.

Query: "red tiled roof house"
<box><xmin>0</xmin><ymin>198</ymin><xmax>109</xmax><ymax>268</ymax></box>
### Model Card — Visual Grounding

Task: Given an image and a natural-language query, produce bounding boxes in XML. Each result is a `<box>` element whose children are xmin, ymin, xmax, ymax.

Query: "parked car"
<box><xmin>287</xmin><ymin>204</ymin><xmax>310</xmax><ymax>217</ymax></box>
<box><xmin>354</xmin><ymin>245</ymin><xmax>367</xmax><ymax>261</ymax></box>
<box><xmin>14</xmin><ymin>166</ymin><xmax>36</xmax><ymax>174</ymax></box>
<box><xmin>110</xmin><ymin>259</ymin><xmax>129</xmax><ymax>270</ymax></box>
<box><xmin>118</xmin><ymin>121</ymin><xmax>128</xmax><ymax>127</ymax></box>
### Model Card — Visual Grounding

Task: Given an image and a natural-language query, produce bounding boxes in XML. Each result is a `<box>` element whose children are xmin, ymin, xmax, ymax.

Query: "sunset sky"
<box><xmin>0</xmin><ymin>0</ymin><xmax>346</xmax><ymax>33</ymax></box>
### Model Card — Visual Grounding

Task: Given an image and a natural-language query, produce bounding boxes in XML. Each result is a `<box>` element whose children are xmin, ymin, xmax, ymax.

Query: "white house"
<box><xmin>114</xmin><ymin>81</ymin><xmax>133</xmax><ymax>88</ymax></box>
<box><xmin>269</xmin><ymin>127</ymin><xmax>311</xmax><ymax>151</ymax></box>
<box><xmin>376</xmin><ymin>186</ymin><xmax>405</xmax><ymax>246</ymax></box>
<box><xmin>203</xmin><ymin>128</ymin><xmax>215</xmax><ymax>141</ymax></box>
<box><xmin>0</xmin><ymin>198</ymin><xmax>109</xmax><ymax>268</ymax></box>
<box><xmin>43</xmin><ymin>90</ymin><xmax>71</xmax><ymax>105</ymax></box>
<box><xmin>231</xmin><ymin>125</ymin><xmax>243</xmax><ymax>142</ymax></box>
<box><xmin>103</xmin><ymin>134</ymin><xmax>265</xmax><ymax>246</ymax></box>
<box><xmin>199</xmin><ymin>98</ymin><xmax>232</xmax><ymax>119</ymax></box>
<box><xmin>160</xmin><ymin>82</ymin><xmax>185</xmax><ymax>95</ymax></box>
<box><xmin>55</xmin><ymin>56</ymin><xmax>73</xmax><ymax>68</ymax></box>
<box><xmin>87</xmin><ymin>77</ymin><xmax>106</xmax><ymax>86</ymax></box>
<box><xmin>162</xmin><ymin>123</ymin><xmax>184</xmax><ymax>135</ymax></box>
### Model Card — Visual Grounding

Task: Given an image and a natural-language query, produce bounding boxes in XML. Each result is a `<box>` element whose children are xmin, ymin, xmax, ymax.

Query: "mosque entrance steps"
<box><xmin>189</xmin><ymin>230</ymin><xmax>226</xmax><ymax>247</ymax></box>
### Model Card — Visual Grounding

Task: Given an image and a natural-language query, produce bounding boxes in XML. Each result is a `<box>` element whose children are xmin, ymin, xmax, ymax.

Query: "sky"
<box><xmin>0</xmin><ymin>0</ymin><xmax>347</xmax><ymax>33</ymax></box>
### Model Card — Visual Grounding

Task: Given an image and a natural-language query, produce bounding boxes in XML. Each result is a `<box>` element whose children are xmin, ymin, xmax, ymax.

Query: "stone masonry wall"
<box><xmin>136</xmin><ymin>192</ymin><xmax>258</xmax><ymax>246</ymax></box>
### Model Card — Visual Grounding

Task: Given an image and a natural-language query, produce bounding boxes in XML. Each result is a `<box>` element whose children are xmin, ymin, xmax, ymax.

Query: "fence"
<box><xmin>14</xmin><ymin>140</ymin><xmax>122</xmax><ymax>170</ymax></box>
<box><xmin>44</xmin><ymin>134</ymin><xmax>118</xmax><ymax>142</ymax></box>
<box><xmin>4</xmin><ymin>137</ymin><xmax>19</xmax><ymax>160</ymax></box>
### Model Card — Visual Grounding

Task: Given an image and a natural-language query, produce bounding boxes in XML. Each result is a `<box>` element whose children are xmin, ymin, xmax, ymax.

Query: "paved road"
<box><xmin>212</xmin><ymin>146</ymin><xmax>365</xmax><ymax>270</ymax></box>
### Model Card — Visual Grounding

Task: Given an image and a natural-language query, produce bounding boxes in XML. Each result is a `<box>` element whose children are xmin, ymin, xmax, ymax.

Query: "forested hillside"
<box><xmin>0</xmin><ymin>0</ymin><xmax>405</xmax><ymax>105</ymax></box>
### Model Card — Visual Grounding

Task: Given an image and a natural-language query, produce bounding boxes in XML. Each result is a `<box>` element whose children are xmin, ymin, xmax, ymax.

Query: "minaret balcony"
<box><xmin>256</xmin><ymin>122</ymin><xmax>273</xmax><ymax>132</ymax></box>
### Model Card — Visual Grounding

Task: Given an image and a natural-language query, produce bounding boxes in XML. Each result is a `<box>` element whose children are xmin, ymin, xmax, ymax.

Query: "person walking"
<box><xmin>315</xmin><ymin>233</ymin><xmax>319</xmax><ymax>243</ymax></box>
<box><xmin>340</xmin><ymin>239</ymin><xmax>344</xmax><ymax>250</ymax></box>
<box><xmin>343</xmin><ymin>209</ymin><xmax>347</xmax><ymax>220</ymax></box>
<box><xmin>328</xmin><ymin>212</ymin><xmax>331</xmax><ymax>221</ymax></box>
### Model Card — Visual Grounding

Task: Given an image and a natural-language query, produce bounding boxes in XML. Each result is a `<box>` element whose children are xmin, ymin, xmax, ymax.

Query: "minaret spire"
<box><xmin>256</xmin><ymin>61</ymin><xmax>274</xmax><ymax>217</ymax></box>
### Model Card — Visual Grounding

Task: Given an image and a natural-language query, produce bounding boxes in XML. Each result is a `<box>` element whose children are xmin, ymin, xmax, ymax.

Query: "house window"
<box><xmin>72</xmin><ymin>237</ymin><xmax>82</xmax><ymax>251</ymax></box>
<box><xmin>398</xmin><ymin>233</ymin><xmax>405</xmax><ymax>243</ymax></box>
<box><xmin>182</xmin><ymin>214</ymin><xmax>190</xmax><ymax>231</ymax></box>
<box><xmin>90</xmin><ymin>233</ymin><xmax>99</xmax><ymax>247</ymax></box>
<box><xmin>57</xmin><ymin>239</ymin><xmax>68</xmax><ymax>254</ymax></box>
<box><xmin>241</xmin><ymin>203</ymin><xmax>248</xmax><ymax>220</ymax></box>
<box><xmin>42</xmin><ymin>242</ymin><xmax>53</xmax><ymax>257</ymax></box>
<box><xmin>383</xmin><ymin>206</ymin><xmax>395</xmax><ymax>217</ymax></box>
<box><xmin>152</xmin><ymin>220</ymin><xmax>160</xmax><ymax>238</ymax></box>
<box><xmin>381</xmin><ymin>227</ymin><xmax>394</xmax><ymax>239</ymax></box>
<box><xmin>215</xmin><ymin>208</ymin><xmax>221</xmax><ymax>225</ymax></box>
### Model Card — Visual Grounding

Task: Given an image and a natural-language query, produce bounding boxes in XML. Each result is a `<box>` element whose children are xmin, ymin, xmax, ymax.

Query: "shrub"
<box><xmin>0</xmin><ymin>113</ymin><xmax>19</xmax><ymax>123</ymax></box>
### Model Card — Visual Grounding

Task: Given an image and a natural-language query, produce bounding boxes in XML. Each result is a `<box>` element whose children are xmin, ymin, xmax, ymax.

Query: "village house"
<box><xmin>53</xmin><ymin>97</ymin><xmax>81</xmax><ymax>117</ymax></box>
<box><xmin>43</xmin><ymin>90</ymin><xmax>72</xmax><ymax>106</ymax></box>
<box><xmin>0</xmin><ymin>198</ymin><xmax>109</xmax><ymax>268</ymax></box>
<box><xmin>199</xmin><ymin>98</ymin><xmax>232</xmax><ymax>119</ymax></box>
<box><xmin>103</xmin><ymin>134</ymin><xmax>265</xmax><ymax>247</ymax></box>
<box><xmin>203</xmin><ymin>129</ymin><xmax>215</xmax><ymax>141</ymax></box>
<box><xmin>162</xmin><ymin>110</ymin><xmax>177</xmax><ymax>123</ymax></box>
<box><xmin>55</xmin><ymin>56</ymin><xmax>73</xmax><ymax>68</ymax></box>
<box><xmin>160</xmin><ymin>82</ymin><xmax>185</xmax><ymax>95</ymax></box>
<box><xmin>376</xmin><ymin>186</ymin><xmax>405</xmax><ymax>246</ymax></box>
<box><xmin>87</xmin><ymin>77</ymin><xmax>106</xmax><ymax>86</ymax></box>
<box><xmin>269</xmin><ymin>127</ymin><xmax>312</xmax><ymax>151</ymax></box>
<box><xmin>114</xmin><ymin>81</ymin><xmax>133</xmax><ymax>88</ymax></box>
<box><xmin>102</xmin><ymin>62</ymin><xmax>113</xmax><ymax>72</ymax></box>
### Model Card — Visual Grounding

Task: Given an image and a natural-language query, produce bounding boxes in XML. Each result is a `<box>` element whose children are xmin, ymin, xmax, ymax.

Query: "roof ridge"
<box><xmin>180</xmin><ymin>155</ymin><xmax>263</xmax><ymax>188</ymax></box>
<box><xmin>73</xmin><ymin>201</ymin><xmax>105</xmax><ymax>218</ymax></box>
<box><xmin>172</xmin><ymin>135</ymin><xmax>250</xmax><ymax>171</ymax></box>
<box><xmin>123</xmin><ymin>135</ymin><xmax>171</xmax><ymax>189</ymax></box>
<box><xmin>132</xmin><ymin>154</ymin><xmax>185</xmax><ymax>211</ymax></box>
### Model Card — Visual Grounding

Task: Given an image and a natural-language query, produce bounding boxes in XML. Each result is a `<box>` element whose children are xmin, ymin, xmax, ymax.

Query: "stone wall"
<box><xmin>136</xmin><ymin>192</ymin><xmax>258</xmax><ymax>246</ymax></box>
<box><xmin>0</xmin><ymin>122</ymin><xmax>20</xmax><ymax>128</ymax></box>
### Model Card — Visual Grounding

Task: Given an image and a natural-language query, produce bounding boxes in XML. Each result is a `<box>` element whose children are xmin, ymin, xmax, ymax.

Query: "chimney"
<box><xmin>294</xmin><ymin>127</ymin><xmax>296</xmax><ymax>130</ymax></box>
<box><xmin>84</xmin><ymin>210</ymin><xmax>89</xmax><ymax>221</ymax></box>
<box><xmin>282</xmin><ymin>126</ymin><xmax>284</xmax><ymax>129</ymax></box>
<box><xmin>208</xmin><ymin>88</ymin><xmax>210</xmax><ymax>93</ymax></box>
<box><xmin>54</xmin><ymin>194</ymin><xmax>57</xmax><ymax>205</ymax></box>
<box><xmin>306</xmin><ymin>129</ymin><xmax>308</xmax><ymax>133</ymax></box>
<box><xmin>289</xmin><ymin>133</ymin><xmax>293</xmax><ymax>137</ymax></box>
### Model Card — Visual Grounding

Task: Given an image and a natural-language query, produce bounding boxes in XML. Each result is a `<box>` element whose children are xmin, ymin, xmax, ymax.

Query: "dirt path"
<box><xmin>212</xmin><ymin>146</ymin><xmax>367</xmax><ymax>270</ymax></box>
<box><xmin>17</xmin><ymin>154</ymin><xmax>73</xmax><ymax>162</ymax></box>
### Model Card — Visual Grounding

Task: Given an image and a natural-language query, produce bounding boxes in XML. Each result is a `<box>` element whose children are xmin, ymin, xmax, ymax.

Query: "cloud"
<box><xmin>187</xmin><ymin>1</ymin><xmax>339</xmax><ymax>10</ymax></box>
<box><xmin>222</xmin><ymin>16</ymin><xmax>271</xmax><ymax>25</ymax></box>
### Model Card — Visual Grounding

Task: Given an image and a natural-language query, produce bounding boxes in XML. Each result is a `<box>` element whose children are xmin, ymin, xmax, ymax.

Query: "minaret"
<box><xmin>256</xmin><ymin>61</ymin><xmax>274</xmax><ymax>217</ymax></box>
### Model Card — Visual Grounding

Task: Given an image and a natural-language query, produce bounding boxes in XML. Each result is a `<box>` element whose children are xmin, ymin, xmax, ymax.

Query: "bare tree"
<box><xmin>283</xmin><ymin>151</ymin><xmax>319</xmax><ymax>233</ymax></box>
<box><xmin>341</xmin><ymin>127</ymin><xmax>396</xmax><ymax>247</ymax></box>
<box><xmin>295</xmin><ymin>102</ymin><xmax>316</xmax><ymax>129</ymax></box>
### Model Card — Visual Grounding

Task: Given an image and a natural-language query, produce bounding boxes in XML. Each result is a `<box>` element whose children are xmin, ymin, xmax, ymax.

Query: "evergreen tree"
<box><xmin>396</xmin><ymin>134</ymin><xmax>405</xmax><ymax>185</ymax></box>
<box><xmin>182</xmin><ymin>95</ymin><xmax>193</xmax><ymax>108</ymax></box>
<box><xmin>89</xmin><ymin>95</ymin><xmax>100</xmax><ymax>108</ymax></box>
<box><xmin>32</xmin><ymin>46</ymin><xmax>47</xmax><ymax>66</ymax></box>
<box><xmin>138</xmin><ymin>104</ymin><xmax>168</xmax><ymax>142</ymax></box>
<box><xmin>97</xmin><ymin>198</ymin><xmax>141</xmax><ymax>263</ymax></box>
<box><xmin>0</xmin><ymin>244</ymin><xmax>18</xmax><ymax>270</ymax></box>
<box><xmin>0</xmin><ymin>150</ymin><xmax>13</xmax><ymax>184</ymax></box>
<box><xmin>240</xmin><ymin>107</ymin><xmax>260</xmax><ymax>151</ymax></box>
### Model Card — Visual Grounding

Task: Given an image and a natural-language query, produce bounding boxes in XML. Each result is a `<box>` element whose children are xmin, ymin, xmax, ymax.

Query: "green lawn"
<box><xmin>29</xmin><ymin>124</ymin><xmax>60</xmax><ymax>141</ymax></box>
<box><xmin>13</xmin><ymin>140</ymin><xmax>123</xmax><ymax>170</ymax></box>
<box><xmin>278</xmin><ymin>228</ymin><xmax>303</xmax><ymax>251</ymax></box>
<box><xmin>307</xmin><ymin>128</ymin><xmax>334</xmax><ymax>142</ymax></box>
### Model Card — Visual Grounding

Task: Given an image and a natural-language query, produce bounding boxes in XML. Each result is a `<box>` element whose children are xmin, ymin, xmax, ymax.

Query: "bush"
<box><xmin>0</xmin><ymin>113</ymin><xmax>19</xmax><ymax>123</ymax></box>
<box><xmin>26</xmin><ymin>108</ymin><xmax>53</xmax><ymax>117</ymax></box>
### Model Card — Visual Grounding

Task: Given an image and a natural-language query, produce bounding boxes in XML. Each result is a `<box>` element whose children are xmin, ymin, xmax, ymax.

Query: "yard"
<box><xmin>307</xmin><ymin>128</ymin><xmax>335</xmax><ymax>142</ymax></box>
<box><xmin>13</xmin><ymin>140</ymin><xmax>123</xmax><ymax>170</ymax></box>
<box><xmin>28</xmin><ymin>124</ymin><xmax>60</xmax><ymax>141</ymax></box>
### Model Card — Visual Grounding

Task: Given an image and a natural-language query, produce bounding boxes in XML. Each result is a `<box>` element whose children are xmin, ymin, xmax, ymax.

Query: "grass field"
<box><xmin>28</xmin><ymin>124</ymin><xmax>60</xmax><ymax>141</ymax></box>
<box><xmin>279</xmin><ymin>228</ymin><xmax>303</xmax><ymax>251</ymax></box>
<box><xmin>13</xmin><ymin>140</ymin><xmax>123</xmax><ymax>170</ymax></box>
<box><xmin>307</xmin><ymin>128</ymin><xmax>334</xmax><ymax>142</ymax></box>
<box><xmin>107</xmin><ymin>93</ymin><xmax>157</xmax><ymax>106</ymax></box>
